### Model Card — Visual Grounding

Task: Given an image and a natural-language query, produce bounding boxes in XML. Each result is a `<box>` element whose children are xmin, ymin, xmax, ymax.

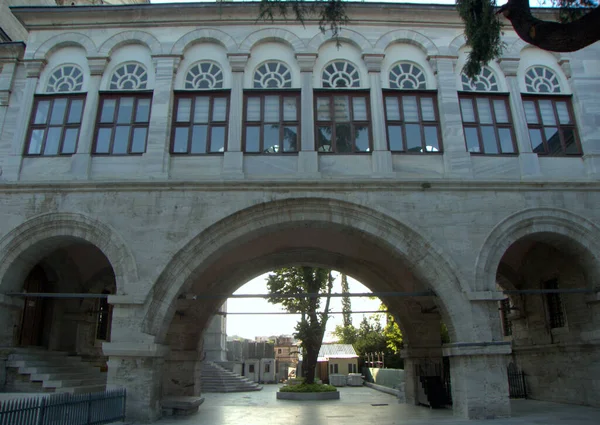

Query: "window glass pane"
<box><xmin>283</xmin><ymin>98</ymin><xmax>297</xmax><ymax>121</ymax></box>
<box><xmin>405</xmin><ymin>124</ymin><xmax>422</xmax><ymax>152</ymax></box>
<box><xmin>131</xmin><ymin>127</ymin><xmax>147</xmax><ymax>153</ymax></box>
<box><xmin>420</xmin><ymin>97</ymin><xmax>436</xmax><ymax>121</ymax></box>
<box><xmin>556</xmin><ymin>101</ymin><xmax>571</xmax><ymax>124</ymax></box>
<box><xmin>563</xmin><ymin>128</ymin><xmax>579</xmax><ymax>154</ymax></box>
<box><xmin>173</xmin><ymin>127</ymin><xmax>189</xmax><ymax>153</ymax></box>
<box><xmin>34</xmin><ymin>101</ymin><xmax>51</xmax><ymax>124</ymax></box>
<box><xmin>263</xmin><ymin>124</ymin><xmax>280</xmax><ymax>153</ymax></box>
<box><xmin>424</xmin><ymin>126</ymin><xmax>440</xmax><ymax>152</ymax></box>
<box><xmin>28</xmin><ymin>129</ymin><xmax>45</xmax><ymax>154</ymax></box>
<box><xmin>136</xmin><ymin>98</ymin><xmax>151</xmax><ymax>123</ymax></box>
<box><xmin>498</xmin><ymin>128</ymin><xmax>515</xmax><ymax>153</ymax></box>
<box><xmin>245</xmin><ymin>126</ymin><xmax>260</xmax><ymax>152</ymax></box>
<box><xmin>194</xmin><ymin>97</ymin><xmax>210</xmax><ymax>123</ymax></box>
<box><xmin>67</xmin><ymin>99</ymin><xmax>84</xmax><ymax>124</ymax></box>
<box><xmin>113</xmin><ymin>126</ymin><xmax>130</xmax><ymax>154</ymax></box>
<box><xmin>333</xmin><ymin>96</ymin><xmax>350</xmax><ymax>122</ymax></box>
<box><xmin>385</xmin><ymin>97</ymin><xmax>400</xmax><ymax>121</ymax></box>
<box><xmin>402</xmin><ymin>96</ymin><xmax>419</xmax><ymax>122</ymax></box>
<box><xmin>95</xmin><ymin>128</ymin><xmax>112</xmax><ymax>153</ymax></box>
<box><xmin>336</xmin><ymin>123</ymin><xmax>352</xmax><ymax>152</ymax></box>
<box><xmin>352</xmin><ymin>97</ymin><xmax>368</xmax><ymax>121</ymax></box>
<box><xmin>493</xmin><ymin>99</ymin><xmax>509</xmax><ymax>123</ymax></box>
<box><xmin>464</xmin><ymin>127</ymin><xmax>480</xmax><ymax>153</ymax></box>
<box><xmin>387</xmin><ymin>125</ymin><xmax>403</xmax><ymax>151</ymax></box>
<box><xmin>481</xmin><ymin>126</ymin><xmax>499</xmax><ymax>154</ymax></box>
<box><xmin>246</xmin><ymin>98</ymin><xmax>261</xmax><ymax>122</ymax></box>
<box><xmin>539</xmin><ymin>100</ymin><xmax>556</xmax><ymax>125</ymax></box>
<box><xmin>460</xmin><ymin>98</ymin><xmax>475</xmax><ymax>122</ymax></box>
<box><xmin>117</xmin><ymin>98</ymin><xmax>134</xmax><ymax>124</ymax></box>
<box><xmin>62</xmin><ymin>128</ymin><xmax>78</xmax><ymax>154</ymax></box>
<box><xmin>210</xmin><ymin>126</ymin><xmax>226</xmax><ymax>153</ymax></box>
<box><xmin>476</xmin><ymin>98</ymin><xmax>493</xmax><ymax>124</ymax></box>
<box><xmin>523</xmin><ymin>101</ymin><xmax>538</xmax><ymax>124</ymax></box>
<box><xmin>283</xmin><ymin>126</ymin><xmax>298</xmax><ymax>152</ymax></box>
<box><xmin>264</xmin><ymin>96</ymin><xmax>280</xmax><ymax>123</ymax></box>
<box><xmin>43</xmin><ymin>127</ymin><xmax>62</xmax><ymax>155</ymax></box>
<box><xmin>316</xmin><ymin>97</ymin><xmax>330</xmax><ymax>121</ymax></box>
<box><xmin>50</xmin><ymin>99</ymin><xmax>67</xmax><ymax>125</ymax></box>
<box><xmin>212</xmin><ymin>98</ymin><xmax>227</xmax><ymax>122</ymax></box>
<box><xmin>545</xmin><ymin>127</ymin><xmax>561</xmax><ymax>154</ymax></box>
<box><xmin>317</xmin><ymin>126</ymin><xmax>332</xmax><ymax>152</ymax></box>
<box><xmin>100</xmin><ymin>99</ymin><xmax>116</xmax><ymax>123</ymax></box>
<box><xmin>191</xmin><ymin>125</ymin><xmax>208</xmax><ymax>154</ymax></box>
<box><xmin>355</xmin><ymin>125</ymin><xmax>370</xmax><ymax>152</ymax></box>
<box><xmin>177</xmin><ymin>98</ymin><xmax>192</xmax><ymax>122</ymax></box>
<box><xmin>529</xmin><ymin>128</ymin><xmax>544</xmax><ymax>153</ymax></box>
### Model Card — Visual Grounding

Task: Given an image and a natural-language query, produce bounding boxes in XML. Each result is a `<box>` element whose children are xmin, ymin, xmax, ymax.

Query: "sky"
<box><xmin>226</xmin><ymin>272</ymin><xmax>382</xmax><ymax>341</ymax></box>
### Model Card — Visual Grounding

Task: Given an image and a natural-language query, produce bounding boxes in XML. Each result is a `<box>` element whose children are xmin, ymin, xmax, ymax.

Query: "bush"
<box><xmin>279</xmin><ymin>383</ymin><xmax>337</xmax><ymax>393</ymax></box>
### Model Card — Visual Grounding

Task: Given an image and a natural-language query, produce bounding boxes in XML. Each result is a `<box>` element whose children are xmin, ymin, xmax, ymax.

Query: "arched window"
<box><xmin>109</xmin><ymin>63</ymin><xmax>148</xmax><ymax>91</ymax></box>
<box><xmin>461</xmin><ymin>66</ymin><xmax>499</xmax><ymax>92</ymax></box>
<box><xmin>389</xmin><ymin>62</ymin><xmax>426</xmax><ymax>90</ymax></box>
<box><xmin>185</xmin><ymin>61</ymin><xmax>223</xmax><ymax>90</ymax></box>
<box><xmin>322</xmin><ymin>60</ymin><xmax>360</xmax><ymax>88</ymax></box>
<box><xmin>253</xmin><ymin>61</ymin><xmax>292</xmax><ymax>89</ymax></box>
<box><xmin>46</xmin><ymin>65</ymin><xmax>84</xmax><ymax>93</ymax></box>
<box><xmin>524</xmin><ymin>66</ymin><xmax>561</xmax><ymax>93</ymax></box>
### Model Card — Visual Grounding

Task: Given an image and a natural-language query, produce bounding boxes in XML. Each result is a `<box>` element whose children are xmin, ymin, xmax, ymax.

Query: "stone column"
<box><xmin>428</xmin><ymin>56</ymin><xmax>473</xmax><ymax>178</ymax></box>
<box><xmin>144</xmin><ymin>55</ymin><xmax>180</xmax><ymax>178</ymax></box>
<box><xmin>443</xmin><ymin>343</ymin><xmax>511</xmax><ymax>419</ymax></box>
<box><xmin>363</xmin><ymin>53</ymin><xmax>393</xmax><ymax>176</ymax></box>
<box><xmin>203</xmin><ymin>301</ymin><xmax>228</xmax><ymax>362</ymax></box>
<box><xmin>498</xmin><ymin>58</ymin><xmax>541</xmax><ymax>179</ymax></box>
<box><xmin>296</xmin><ymin>53</ymin><xmax>319</xmax><ymax>176</ymax></box>
<box><xmin>223</xmin><ymin>53</ymin><xmax>249</xmax><ymax>178</ymax></box>
<box><xmin>71</xmin><ymin>57</ymin><xmax>108</xmax><ymax>179</ymax></box>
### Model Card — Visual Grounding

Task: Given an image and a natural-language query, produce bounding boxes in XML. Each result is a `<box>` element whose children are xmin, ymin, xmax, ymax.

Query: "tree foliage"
<box><xmin>266</xmin><ymin>266</ymin><xmax>333</xmax><ymax>384</ymax></box>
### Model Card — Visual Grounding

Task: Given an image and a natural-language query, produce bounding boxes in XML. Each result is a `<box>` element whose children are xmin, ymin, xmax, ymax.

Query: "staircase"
<box><xmin>6</xmin><ymin>348</ymin><xmax>107</xmax><ymax>394</ymax></box>
<box><xmin>200</xmin><ymin>361</ymin><xmax>262</xmax><ymax>393</ymax></box>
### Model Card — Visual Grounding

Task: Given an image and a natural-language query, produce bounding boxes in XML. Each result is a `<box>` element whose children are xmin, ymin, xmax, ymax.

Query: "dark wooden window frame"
<box><xmin>242</xmin><ymin>89</ymin><xmax>301</xmax><ymax>154</ymax></box>
<box><xmin>383</xmin><ymin>89</ymin><xmax>443</xmax><ymax>154</ymax></box>
<box><xmin>171</xmin><ymin>90</ymin><xmax>230</xmax><ymax>155</ymax></box>
<box><xmin>25</xmin><ymin>94</ymin><xmax>86</xmax><ymax>156</ymax></box>
<box><xmin>93</xmin><ymin>91</ymin><xmax>152</xmax><ymax>155</ymax></box>
<box><xmin>314</xmin><ymin>89</ymin><xmax>373</xmax><ymax>154</ymax></box>
<box><xmin>458</xmin><ymin>92</ymin><xmax>518</xmax><ymax>155</ymax></box>
<box><xmin>522</xmin><ymin>94</ymin><xmax>582</xmax><ymax>156</ymax></box>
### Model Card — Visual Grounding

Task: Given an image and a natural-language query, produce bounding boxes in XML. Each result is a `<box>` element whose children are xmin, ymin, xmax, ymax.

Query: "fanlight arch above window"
<box><xmin>109</xmin><ymin>63</ymin><xmax>148</xmax><ymax>90</ymax></box>
<box><xmin>461</xmin><ymin>66</ymin><xmax>499</xmax><ymax>92</ymax></box>
<box><xmin>185</xmin><ymin>61</ymin><xmax>224</xmax><ymax>90</ymax></box>
<box><xmin>389</xmin><ymin>62</ymin><xmax>427</xmax><ymax>90</ymax></box>
<box><xmin>525</xmin><ymin>66</ymin><xmax>561</xmax><ymax>93</ymax></box>
<box><xmin>322</xmin><ymin>60</ymin><xmax>360</xmax><ymax>88</ymax></box>
<box><xmin>46</xmin><ymin>65</ymin><xmax>84</xmax><ymax>93</ymax></box>
<box><xmin>253</xmin><ymin>61</ymin><xmax>292</xmax><ymax>89</ymax></box>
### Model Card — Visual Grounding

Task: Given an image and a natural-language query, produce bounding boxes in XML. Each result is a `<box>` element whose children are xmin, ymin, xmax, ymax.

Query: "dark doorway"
<box><xmin>19</xmin><ymin>266</ymin><xmax>49</xmax><ymax>347</ymax></box>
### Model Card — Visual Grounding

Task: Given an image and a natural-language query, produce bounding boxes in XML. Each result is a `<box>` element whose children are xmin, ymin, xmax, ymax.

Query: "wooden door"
<box><xmin>318</xmin><ymin>361</ymin><xmax>329</xmax><ymax>384</ymax></box>
<box><xmin>19</xmin><ymin>266</ymin><xmax>47</xmax><ymax>347</ymax></box>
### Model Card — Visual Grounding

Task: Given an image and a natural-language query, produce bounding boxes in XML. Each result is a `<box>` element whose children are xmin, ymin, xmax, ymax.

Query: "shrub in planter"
<box><xmin>279</xmin><ymin>383</ymin><xmax>337</xmax><ymax>393</ymax></box>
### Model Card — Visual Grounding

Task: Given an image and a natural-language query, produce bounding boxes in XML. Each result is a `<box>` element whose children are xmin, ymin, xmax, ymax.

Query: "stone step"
<box><xmin>8</xmin><ymin>358</ymin><xmax>83</xmax><ymax>368</ymax></box>
<box><xmin>55</xmin><ymin>384</ymin><xmax>106</xmax><ymax>394</ymax></box>
<box><xmin>200</xmin><ymin>361</ymin><xmax>263</xmax><ymax>393</ymax></box>
<box><xmin>19</xmin><ymin>365</ymin><xmax>98</xmax><ymax>375</ymax></box>
<box><xmin>30</xmin><ymin>371</ymin><xmax>103</xmax><ymax>381</ymax></box>
<box><xmin>43</xmin><ymin>377</ymin><xmax>106</xmax><ymax>389</ymax></box>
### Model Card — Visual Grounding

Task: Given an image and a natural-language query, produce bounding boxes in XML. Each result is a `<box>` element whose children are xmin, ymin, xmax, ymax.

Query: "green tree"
<box><xmin>383</xmin><ymin>313</ymin><xmax>403</xmax><ymax>354</ymax></box>
<box><xmin>341</xmin><ymin>273</ymin><xmax>352</xmax><ymax>328</ymax></box>
<box><xmin>258</xmin><ymin>0</ymin><xmax>600</xmax><ymax>78</ymax></box>
<box><xmin>266</xmin><ymin>267</ymin><xmax>333</xmax><ymax>384</ymax></box>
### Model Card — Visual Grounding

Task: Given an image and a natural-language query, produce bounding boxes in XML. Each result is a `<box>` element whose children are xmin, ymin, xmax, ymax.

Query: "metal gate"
<box><xmin>507</xmin><ymin>362</ymin><xmax>527</xmax><ymax>399</ymax></box>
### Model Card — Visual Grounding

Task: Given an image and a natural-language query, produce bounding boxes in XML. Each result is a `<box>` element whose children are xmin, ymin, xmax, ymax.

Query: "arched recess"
<box><xmin>239</xmin><ymin>28</ymin><xmax>305</xmax><ymax>53</ymax></box>
<box><xmin>0</xmin><ymin>212</ymin><xmax>138</xmax><ymax>295</ymax></box>
<box><xmin>170</xmin><ymin>28</ymin><xmax>238</xmax><ymax>55</ymax></box>
<box><xmin>474</xmin><ymin>208</ymin><xmax>600</xmax><ymax>292</ymax></box>
<box><xmin>307</xmin><ymin>28</ymin><xmax>373</xmax><ymax>52</ymax></box>
<box><xmin>98</xmin><ymin>30</ymin><xmax>163</xmax><ymax>57</ymax></box>
<box><xmin>29</xmin><ymin>32</ymin><xmax>97</xmax><ymax>60</ymax></box>
<box><xmin>144</xmin><ymin>198</ymin><xmax>474</xmax><ymax>344</ymax></box>
<box><xmin>447</xmin><ymin>33</ymin><xmax>466</xmax><ymax>57</ymax></box>
<box><xmin>375</xmin><ymin>29</ymin><xmax>439</xmax><ymax>56</ymax></box>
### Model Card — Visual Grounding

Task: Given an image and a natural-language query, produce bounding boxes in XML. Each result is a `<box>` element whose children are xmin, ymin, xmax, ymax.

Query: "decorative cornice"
<box><xmin>498</xmin><ymin>57</ymin><xmax>520</xmax><ymax>77</ymax></box>
<box><xmin>227</xmin><ymin>53</ymin><xmax>250</xmax><ymax>72</ymax></box>
<box><xmin>23</xmin><ymin>59</ymin><xmax>46</xmax><ymax>78</ymax></box>
<box><xmin>427</xmin><ymin>55</ymin><xmax>457</xmax><ymax>75</ymax></box>
<box><xmin>152</xmin><ymin>54</ymin><xmax>182</xmax><ymax>75</ymax></box>
<box><xmin>295</xmin><ymin>53</ymin><xmax>318</xmax><ymax>72</ymax></box>
<box><xmin>87</xmin><ymin>56</ymin><xmax>109</xmax><ymax>76</ymax></box>
<box><xmin>559</xmin><ymin>59</ymin><xmax>572</xmax><ymax>79</ymax></box>
<box><xmin>362</xmin><ymin>53</ymin><xmax>385</xmax><ymax>73</ymax></box>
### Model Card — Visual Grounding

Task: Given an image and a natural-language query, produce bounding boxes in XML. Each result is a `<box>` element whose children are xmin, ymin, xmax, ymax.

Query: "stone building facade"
<box><xmin>0</xmin><ymin>1</ymin><xmax>599</xmax><ymax>422</ymax></box>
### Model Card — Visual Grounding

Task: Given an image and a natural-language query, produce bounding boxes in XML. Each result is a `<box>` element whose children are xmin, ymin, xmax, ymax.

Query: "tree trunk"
<box><xmin>304</xmin><ymin>344</ymin><xmax>319</xmax><ymax>384</ymax></box>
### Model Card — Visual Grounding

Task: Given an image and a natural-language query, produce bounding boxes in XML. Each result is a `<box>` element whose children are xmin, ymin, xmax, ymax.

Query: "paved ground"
<box><xmin>151</xmin><ymin>384</ymin><xmax>600</xmax><ymax>425</ymax></box>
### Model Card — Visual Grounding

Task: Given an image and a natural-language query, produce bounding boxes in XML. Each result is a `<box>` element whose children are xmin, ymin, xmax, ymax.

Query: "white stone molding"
<box><xmin>152</xmin><ymin>54</ymin><xmax>181</xmax><ymax>78</ymax></box>
<box><xmin>170</xmin><ymin>28</ymin><xmax>237</xmax><ymax>56</ymax></box>
<box><xmin>227</xmin><ymin>53</ymin><xmax>250</xmax><ymax>73</ymax></box>
<box><xmin>559</xmin><ymin>58</ymin><xmax>572</xmax><ymax>80</ymax></box>
<box><xmin>23</xmin><ymin>59</ymin><xmax>47</xmax><ymax>79</ymax></box>
<box><xmin>239</xmin><ymin>28</ymin><xmax>305</xmax><ymax>53</ymax></box>
<box><xmin>87</xmin><ymin>56</ymin><xmax>110</xmax><ymax>76</ymax></box>
<box><xmin>307</xmin><ymin>28</ymin><xmax>373</xmax><ymax>52</ymax></box>
<box><xmin>297</xmin><ymin>54</ymin><xmax>318</xmax><ymax>154</ymax></box>
<box><xmin>30</xmin><ymin>32</ymin><xmax>97</xmax><ymax>60</ymax></box>
<box><xmin>295</xmin><ymin>53</ymin><xmax>318</xmax><ymax>72</ymax></box>
<box><xmin>447</xmin><ymin>33</ymin><xmax>466</xmax><ymax>57</ymax></box>
<box><xmin>362</xmin><ymin>53</ymin><xmax>385</xmax><ymax>73</ymax></box>
<box><xmin>98</xmin><ymin>30</ymin><xmax>163</xmax><ymax>57</ymax></box>
<box><xmin>226</xmin><ymin>53</ymin><xmax>249</xmax><ymax>156</ymax></box>
<box><xmin>375</xmin><ymin>29</ymin><xmax>439</xmax><ymax>56</ymax></box>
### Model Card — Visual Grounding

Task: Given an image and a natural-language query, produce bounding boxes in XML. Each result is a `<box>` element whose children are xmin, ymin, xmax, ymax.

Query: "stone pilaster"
<box><xmin>71</xmin><ymin>57</ymin><xmax>108</xmax><ymax>179</ymax></box>
<box><xmin>296</xmin><ymin>53</ymin><xmax>319</xmax><ymax>176</ymax></box>
<box><xmin>428</xmin><ymin>56</ymin><xmax>473</xmax><ymax>178</ymax></box>
<box><xmin>498</xmin><ymin>58</ymin><xmax>541</xmax><ymax>179</ymax></box>
<box><xmin>364</xmin><ymin>53</ymin><xmax>393</xmax><ymax>176</ymax></box>
<box><xmin>0</xmin><ymin>294</ymin><xmax>24</xmax><ymax>347</ymax></box>
<box><xmin>224</xmin><ymin>53</ymin><xmax>249</xmax><ymax>177</ymax></box>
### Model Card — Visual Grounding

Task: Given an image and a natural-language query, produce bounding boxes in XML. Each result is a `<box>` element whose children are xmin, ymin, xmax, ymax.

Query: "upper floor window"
<box><xmin>461</xmin><ymin>66</ymin><xmax>499</xmax><ymax>92</ymax></box>
<box><xmin>389</xmin><ymin>62</ymin><xmax>426</xmax><ymax>90</ymax></box>
<box><xmin>322</xmin><ymin>61</ymin><xmax>360</xmax><ymax>88</ymax></box>
<box><xmin>109</xmin><ymin>63</ymin><xmax>148</xmax><ymax>90</ymax></box>
<box><xmin>525</xmin><ymin>66</ymin><xmax>561</xmax><ymax>94</ymax></box>
<box><xmin>185</xmin><ymin>61</ymin><xmax>224</xmax><ymax>90</ymax></box>
<box><xmin>46</xmin><ymin>65</ymin><xmax>84</xmax><ymax>93</ymax></box>
<box><xmin>544</xmin><ymin>279</ymin><xmax>566</xmax><ymax>329</ymax></box>
<box><xmin>253</xmin><ymin>61</ymin><xmax>292</xmax><ymax>89</ymax></box>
